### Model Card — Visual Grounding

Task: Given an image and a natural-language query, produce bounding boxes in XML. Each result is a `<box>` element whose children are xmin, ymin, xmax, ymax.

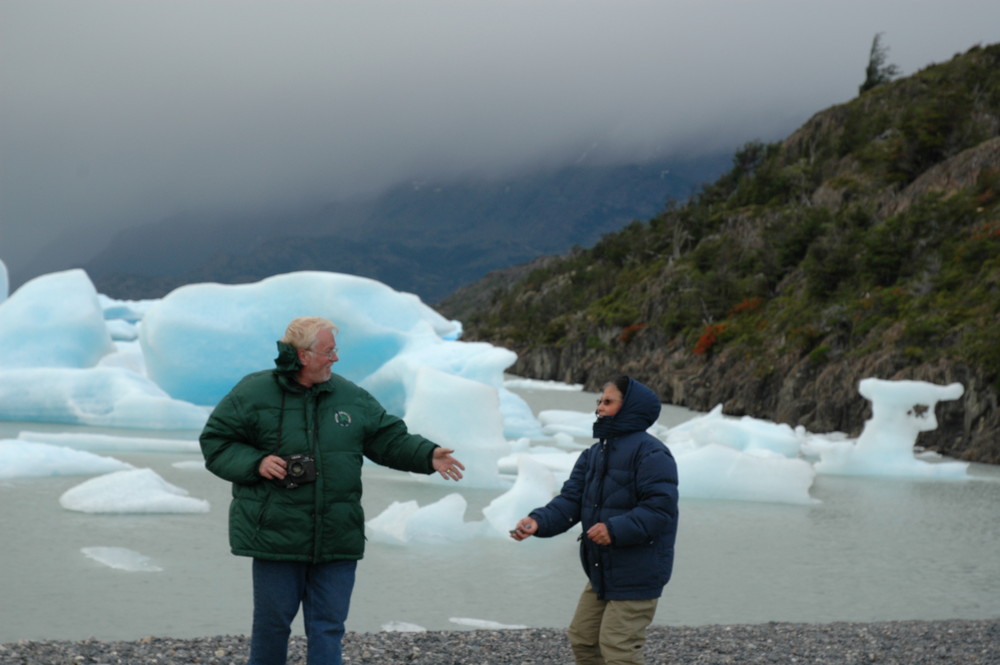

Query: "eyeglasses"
<box><xmin>596</xmin><ymin>398</ymin><xmax>620</xmax><ymax>406</ymax></box>
<box><xmin>306</xmin><ymin>347</ymin><xmax>338</xmax><ymax>359</ymax></box>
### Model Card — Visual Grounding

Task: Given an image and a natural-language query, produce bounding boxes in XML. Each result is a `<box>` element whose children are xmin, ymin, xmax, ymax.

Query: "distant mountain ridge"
<box><xmin>83</xmin><ymin>155</ymin><xmax>730</xmax><ymax>303</ymax></box>
<box><xmin>442</xmin><ymin>43</ymin><xmax>1000</xmax><ymax>464</ymax></box>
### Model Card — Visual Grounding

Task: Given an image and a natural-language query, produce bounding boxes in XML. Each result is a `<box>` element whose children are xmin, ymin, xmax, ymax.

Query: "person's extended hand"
<box><xmin>432</xmin><ymin>447</ymin><xmax>465</xmax><ymax>481</ymax></box>
<box><xmin>587</xmin><ymin>522</ymin><xmax>612</xmax><ymax>546</ymax></box>
<box><xmin>510</xmin><ymin>517</ymin><xmax>538</xmax><ymax>541</ymax></box>
<box><xmin>258</xmin><ymin>454</ymin><xmax>287</xmax><ymax>480</ymax></box>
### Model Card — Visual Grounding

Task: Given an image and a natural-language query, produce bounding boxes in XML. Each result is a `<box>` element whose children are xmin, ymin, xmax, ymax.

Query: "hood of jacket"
<box><xmin>274</xmin><ymin>341</ymin><xmax>303</xmax><ymax>376</ymax></box>
<box><xmin>593</xmin><ymin>376</ymin><xmax>661</xmax><ymax>440</ymax></box>
<box><xmin>272</xmin><ymin>341</ymin><xmax>334</xmax><ymax>393</ymax></box>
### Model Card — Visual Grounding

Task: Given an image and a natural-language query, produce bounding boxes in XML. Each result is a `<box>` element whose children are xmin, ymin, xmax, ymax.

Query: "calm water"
<box><xmin>1</xmin><ymin>386</ymin><xmax>998</xmax><ymax>642</ymax></box>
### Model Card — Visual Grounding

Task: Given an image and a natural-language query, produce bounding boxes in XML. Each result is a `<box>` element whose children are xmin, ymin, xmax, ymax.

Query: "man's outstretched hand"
<box><xmin>433</xmin><ymin>447</ymin><xmax>465</xmax><ymax>481</ymax></box>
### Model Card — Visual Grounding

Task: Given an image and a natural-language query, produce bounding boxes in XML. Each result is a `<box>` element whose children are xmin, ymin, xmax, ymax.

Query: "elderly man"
<box><xmin>201</xmin><ymin>316</ymin><xmax>464</xmax><ymax>665</ymax></box>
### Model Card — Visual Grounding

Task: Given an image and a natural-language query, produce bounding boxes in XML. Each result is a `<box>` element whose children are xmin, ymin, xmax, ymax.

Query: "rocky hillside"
<box><xmin>442</xmin><ymin>44</ymin><xmax>1000</xmax><ymax>464</ymax></box>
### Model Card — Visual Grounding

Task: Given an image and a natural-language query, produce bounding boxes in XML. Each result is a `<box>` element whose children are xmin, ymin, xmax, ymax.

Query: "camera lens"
<box><xmin>289</xmin><ymin>461</ymin><xmax>304</xmax><ymax>476</ymax></box>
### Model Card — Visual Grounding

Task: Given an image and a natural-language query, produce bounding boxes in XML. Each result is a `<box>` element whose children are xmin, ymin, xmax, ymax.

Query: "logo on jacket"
<box><xmin>334</xmin><ymin>410</ymin><xmax>352</xmax><ymax>427</ymax></box>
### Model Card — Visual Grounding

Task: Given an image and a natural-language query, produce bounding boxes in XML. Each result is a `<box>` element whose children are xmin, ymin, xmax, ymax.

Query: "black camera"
<box><xmin>277</xmin><ymin>454</ymin><xmax>317</xmax><ymax>489</ymax></box>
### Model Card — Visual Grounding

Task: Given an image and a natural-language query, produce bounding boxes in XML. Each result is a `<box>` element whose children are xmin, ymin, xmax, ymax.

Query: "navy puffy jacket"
<box><xmin>530</xmin><ymin>377</ymin><xmax>679</xmax><ymax>600</ymax></box>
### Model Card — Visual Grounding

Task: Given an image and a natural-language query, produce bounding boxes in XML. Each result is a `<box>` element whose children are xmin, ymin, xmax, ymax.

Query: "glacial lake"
<box><xmin>1</xmin><ymin>385</ymin><xmax>998</xmax><ymax>642</ymax></box>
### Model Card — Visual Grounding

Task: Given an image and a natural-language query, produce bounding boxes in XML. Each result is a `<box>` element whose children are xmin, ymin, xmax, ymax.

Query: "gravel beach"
<box><xmin>1</xmin><ymin>619</ymin><xmax>997</xmax><ymax>665</ymax></box>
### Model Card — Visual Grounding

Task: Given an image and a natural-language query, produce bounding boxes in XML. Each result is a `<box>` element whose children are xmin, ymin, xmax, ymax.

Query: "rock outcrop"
<box><xmin>507</xmin><ymin>326</ymin><xmax>999</xmax><ymax>464</ymax></box>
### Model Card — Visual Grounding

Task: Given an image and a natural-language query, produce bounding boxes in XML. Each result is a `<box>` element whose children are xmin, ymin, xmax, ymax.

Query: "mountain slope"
<box><xmin>443</xmin><ymin>43</ymin><xmax>1000</xmax><ymax>464</ymax></box>
<box><xmin>82</xmin><ymin>155</ymin><xmax>730</xmax><ymax>303</ymax></box>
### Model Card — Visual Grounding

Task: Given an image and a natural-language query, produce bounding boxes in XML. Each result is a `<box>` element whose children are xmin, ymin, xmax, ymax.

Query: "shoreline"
<box><xmin>2</xmin><ymin>619</ymin><xmax>998</xmax><ymax>664</ymax></box>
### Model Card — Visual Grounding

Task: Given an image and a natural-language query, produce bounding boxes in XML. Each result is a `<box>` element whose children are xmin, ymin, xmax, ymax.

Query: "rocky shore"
<box><xmin>2</xmin><ymin>619</ymin><xmax>997</xmax><ymax>664</ymax></box>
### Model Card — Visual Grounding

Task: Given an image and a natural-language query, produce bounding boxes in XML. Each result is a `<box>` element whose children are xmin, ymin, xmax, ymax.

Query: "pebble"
<box><xmin>1</xmin><ymin>619</ymin><xmax>997</xmax><ymax>665</ymax></box>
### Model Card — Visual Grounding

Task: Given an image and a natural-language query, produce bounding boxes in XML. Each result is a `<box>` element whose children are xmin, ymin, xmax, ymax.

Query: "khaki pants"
<box><xmin>566</xmin><ymin>583</ymin><xmax>659</xmax><ymax>665</ymax></box>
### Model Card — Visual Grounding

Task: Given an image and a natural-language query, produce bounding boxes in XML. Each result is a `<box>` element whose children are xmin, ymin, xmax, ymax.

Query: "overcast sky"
<box><xmin>2</xmin><ymin>0</ymin><xmax>997</xmax><ymax>281</ymax></box>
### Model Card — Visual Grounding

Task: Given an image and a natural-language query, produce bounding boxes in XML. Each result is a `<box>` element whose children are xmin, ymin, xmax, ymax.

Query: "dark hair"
<box><xmin>612</xmin><ymin>375</ymin><xmax>630</xmax><ymax>397</ymax></box>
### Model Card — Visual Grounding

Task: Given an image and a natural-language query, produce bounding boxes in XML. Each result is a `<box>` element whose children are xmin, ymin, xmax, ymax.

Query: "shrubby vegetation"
<box><xmin>458</xmin><ymin>44</ymin><xmax>1000</xmax><ymax>390</ymax></box>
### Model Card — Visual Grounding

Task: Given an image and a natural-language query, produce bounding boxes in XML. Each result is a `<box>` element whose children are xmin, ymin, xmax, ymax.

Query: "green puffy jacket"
<box><xmin>200</xmin><ymin>342</ymin><xmax>439</xmax><ymax>562</ymax></box>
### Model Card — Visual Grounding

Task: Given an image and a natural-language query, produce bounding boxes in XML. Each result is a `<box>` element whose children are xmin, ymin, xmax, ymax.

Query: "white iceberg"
<box><xmin>59</xmin><ymin>468</ymin><xmax>210</xmax><ymax>514</ymax></box>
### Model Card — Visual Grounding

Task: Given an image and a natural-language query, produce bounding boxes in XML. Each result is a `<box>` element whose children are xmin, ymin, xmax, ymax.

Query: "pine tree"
<box><xmin>859</xmin><ymin>32</ymin><xmax>900</xmax><ymax>94</ymax></box>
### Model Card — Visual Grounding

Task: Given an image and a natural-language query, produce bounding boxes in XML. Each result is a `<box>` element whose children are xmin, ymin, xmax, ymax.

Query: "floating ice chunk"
<box><xmin>506</xmin><ymin>437</ymin><xmax>534</xmax><ymax>454</ymax></box>
<box><xmin>667</xmin><ymin>406</ymin><xmax>802</xmax><ymax>458</ymax></box>
<box><xmin>482</xmin><ymin>455</ymin><xmax>559</xmax><ymax>536</ymax></box>
<box><xmin>449</xmin><ymin>617</ymin><xmax>528</xmax><ymax>629</ymax></box>
<box><xmin>106</xmin><ymin>319</ymin><xmax>139</xmax><ymax>342</ymax></box>
<box><xmin>139</xmin><ymin>271</ymin><xmax>461</xmax><ymax>406</ymax></box>
<box><xmin>18</xmin><ymin>430</ymin><xmax>200</xmax><ymax>454</ymax></box>
<box><xmin>172</xmin><ymin>460</ymin><xmax>207</xmax><ymax>471</ymax></box>
<box><xmin>496</xmin><ymin>388</ymin><xmax>546</xmax><ymax>440</ymax></box>
<box><xmin>861</xmin><ymin>378</ymin><xmax>964</xmax><ymax>434</ymax></box>
<box><xmin>661</xmin><ymin>405</ymin><xmax>816</xmax><ymax>503</ymax></box>
<box><xmin>0</xmin><ymin>267</ymin><xmax>546</xmax><ymax>444</ymax></box>
<box><xmin>82</xmin><ymin>546</ymin><xmax>163</xmax><ymax>572</ymax></box>
<box><xmin>538</xmin><ymin>409</ymin><xmax>595</xmax><ymax>439</ymax></box>
<box><xmin>0</xmin><ymin>440</ymin><xmax>133</xmax><ymax>478</ymax></box>
<box><xmin>402</xmin><ymin>367</ymin><xmax>511</xmax><ymax>489</ymax></box>
<box><xmin>97</xmin><ymin>340</ymin><xmax>147</xmax><ymax>374</ymax></box>
<box><xmin>0</xmin><ymin>259</ymin><xmax>7</xmax><ymax>304</ymax></box>
<box><xmin>666</xmin><ymin>403</ymin><xmax>724</xmax><ymax>440</ymax></box>
<box><xmin>381</xmin><ymin>622</ymin><xmax>427</xmax><ymax>633</ymax></box>
<box><xmin>99</xmin><ymin>294</ymin><xmax>156</xmax><ymax>323</ymax></box>
<box><xmin>365</xmin><ymin>339</ymin><xmax>516</xmax><ymax>410</ymax></box>
<box><xmin>397</xmin><ymin>493</ymin><xmax>476</xmax><ymax>543</ymax></box>
<box><xmin>550</xmin><ymin>432</ymin><xmax>588</xmax><ymax>451</ymax></box>
<box><xmin>811</xmin><ymin>378</ymin><xmax>968</xmax><ymax>478</ymax></box>
<box><xmin>723</xmin><ymin>416</ymin><xmax>801</xmax><ymax>457</ymax></box>
<box><xmin>366</xmin><ymin>500</ymin><xmax>420</xmax><ymax>544</ymax></box>
<box><xmin>675</xmin><ymin>444</ymin><xmax>817</xmax><ymax>504</ymax></box>
<box><xmin>0</xmin><ymin>269</ymin><xmax>114</xmax><ymax>369</ymax></box>
<box><xmin>60</xmin><ymin>468</ymin><xmax>210</xmax><ymax>513</ymax></box>
<box><xmin>0</xmin><ymin>367</ymin><xmax>208</xmax><ymax>430</ymax></box>
<box><xmin>503</xmin><ymin>377</ymin><xmax>583</xmax><ymax>391</ymax></box>
<box><xmin>362</xmin><ymin>338</ymin><xmax>539</xmax><ymax>439</ymax></box>
<box><xmin>366</xmin><ymin>494</ymin><xmax>479</xmax><ymax>544</ymax></box>
<box><xmin>496</xmin><ymin>450</ymin><xmax>578</xmax><ymax>485</ymax></box>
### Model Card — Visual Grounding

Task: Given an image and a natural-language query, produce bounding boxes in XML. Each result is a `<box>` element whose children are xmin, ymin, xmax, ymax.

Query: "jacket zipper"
<box><xmin>593</xmin><ymin>439</ymin><xmax>610</xmax><ymax>599</ymax></box>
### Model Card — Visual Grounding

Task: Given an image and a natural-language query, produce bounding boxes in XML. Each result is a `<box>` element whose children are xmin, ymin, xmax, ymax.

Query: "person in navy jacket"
<box><xmin>512</xmin><ymin>375</ymin><xmax>679</xmax><ymax>665</ymax></box>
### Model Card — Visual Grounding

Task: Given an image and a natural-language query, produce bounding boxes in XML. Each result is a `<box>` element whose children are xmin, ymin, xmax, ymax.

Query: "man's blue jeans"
<box><xmin>248</xmin><ymin>558</ymin><xmax>357</xmax><ymax>665</ymax></box>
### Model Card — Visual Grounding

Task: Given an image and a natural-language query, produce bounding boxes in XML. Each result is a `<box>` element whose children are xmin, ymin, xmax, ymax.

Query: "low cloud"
<box><xmin>2</xmin><ymin>0</ymin><xmax>997</xmax><ymax>276</ymax></box>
